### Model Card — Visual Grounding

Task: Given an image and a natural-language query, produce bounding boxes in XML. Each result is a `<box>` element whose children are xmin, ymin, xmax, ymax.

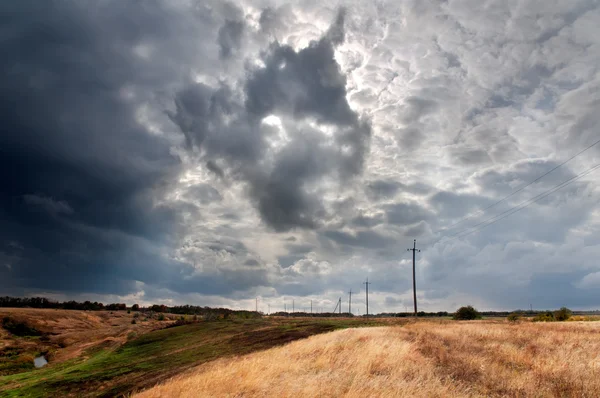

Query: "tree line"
<box><xmin>0</xmin><ymin>296</ymin><xmax>260</xmax><ymax>319</ymax></box>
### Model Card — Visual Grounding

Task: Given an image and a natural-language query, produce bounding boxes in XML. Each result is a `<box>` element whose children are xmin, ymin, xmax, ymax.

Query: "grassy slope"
<box><xmin>0</xmin><ymin>317</ymin><xmax>387</xmax><ymax>397</ymax></box>
<box><xmin>137</xmin><ymin>320</ymin><xmax>600</xmax><ymax>398</ymax></box>
<box><xmin>0</xmin><ymin>308</ymin><xmax>171</xmax><ymax>378</ymax></box>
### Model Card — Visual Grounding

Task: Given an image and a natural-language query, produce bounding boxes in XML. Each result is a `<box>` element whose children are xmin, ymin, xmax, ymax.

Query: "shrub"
<box><xmin>554</xmin><ymin>307</ymin><xmax>572</xmax><ymax>321</ymax></box>
<box><xmin>2</xmin><ymin>317</ymin><xmax>42</xmax><ymax>336</ymax></box>
<box><xmin>131</xmin><ymin>319</ymin><xmax>137</xmax><ymax>324</ymax></box>
<box><xmin>453</xmin><ymin>306</ymin><xmax>482</xmax><ymax>320</ymax></box>
<box><xmin>131</xmin><ymin>304</ymin><xmax>140</xmax><ymax>311</ymax></box>
<box><xmin>157</xmin><ymin>313</ymin><xmax>165</xmax><ymax>321</ymax></box>
<box><xmin>507</xmin><ymin>312</ymin><xmax>521</xmax><ymax>322</ymax></box>
<box><xmin>204</xmin><ymin>312</ymin><xmax>219</xmax><ymax>322</ymax></box>
<box><xmin>533</xmin><ymin>311</ymin><xmax>555</xmax><ymax>322</ymax></box>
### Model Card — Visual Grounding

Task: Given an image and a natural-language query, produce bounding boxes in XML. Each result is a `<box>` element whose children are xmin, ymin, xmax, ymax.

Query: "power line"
<box><xmin>363</xmin><ymin>278</ymin><xmax>371</xmax><ymax>318</ymax></box>
<box><xmin>439</xmin><ymin>137</ymin><xmax>600</xmax><ymax>232</ymax></box>
<box><xmin>449</xmin><ymin>162</ymin><xmax>600</xmax><ymax>240</ymax></box>
<box><xmin>407</xmin><ymin>239</ymin><xmax>420</xmax><ymax>316</ymax></box>
<box><xmin>348</xmin><ymin>289</ymin><xmax>352</xmax><ymax>315</ymax></box>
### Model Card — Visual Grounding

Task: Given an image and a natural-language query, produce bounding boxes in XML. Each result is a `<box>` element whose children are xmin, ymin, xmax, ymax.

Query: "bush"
<box><xmin>533</xmin><ymin>311</ymin><xmax>555</xmax><ymax>322</ymax></box>
<box><xmin>131</xmin><ymin>304</ymin><xmax>140</xmax><ymax>311</ymax></box>
<box><xmin>157</xmin><ymin>313</ymin><xmax>165</xmax><ymax>321</ymax></box>
<box><xmin>131</xmin><ymin>319</ymin><xmax>137</xmax><ymax>324</ymax></box>
<box><xmin>2</xmin><ymin>317</ymin><xmax>42</xmax><ymax>336</ymax></box>
<box><xmin>554</xmin><ymin>307</ymin><xmax>572</xmax><ymax>321</ymax></box>
<box><xmin>507</xmin><ymin>312</ymin><xmax>521</xmax><ymax>322</ymax></box>
<box><xmin>453</xmin><ymin>306</ymin><xmax>482</xmax><ymax>320</ymax></box>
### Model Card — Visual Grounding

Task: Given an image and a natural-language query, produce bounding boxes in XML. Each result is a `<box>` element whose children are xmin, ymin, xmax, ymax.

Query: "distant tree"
<box><xmin>131</xmin><ymin>304</ymin><xmax>140</xmax><ymax>311</ymax></box>
<box><xmin>453</xmin><ymin>305</ymin><xmax>482</xmax><ymax>320</ymax></box>
<box><xmin>533</xmin><ymin>311</ymin><xmax>555</xmax><ymax>322</ymax></box>
<box><xmin>554</xmin><ymin>307</ymin><xmax>572</xmax><ymax>321</ymax></box>
<box><xmin>507</xmin><ymin>312</ymin><xmax>521</xmax><ymax>322</ymax></box>
<box><xmin>150</xmin><ymin>304</ymin><xmax>168</xmax><ymax>313</ymax></box>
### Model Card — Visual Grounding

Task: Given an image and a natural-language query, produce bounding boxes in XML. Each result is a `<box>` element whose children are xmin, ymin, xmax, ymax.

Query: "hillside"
<box><xmin>0</xmin><ymin>310</ymin><xmax>390</xmax><ymax>397</ymax></box>
<box><xmin>137</xmin><ymin>321</ymin><xmax>600</xmax><ymax>397</ymax></box>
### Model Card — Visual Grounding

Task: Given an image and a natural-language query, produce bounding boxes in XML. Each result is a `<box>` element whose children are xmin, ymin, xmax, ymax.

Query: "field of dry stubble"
<box><xmin>137</xmin><ymin>320</ymin><xmax>600</xmax><ymax>398</ymax></box>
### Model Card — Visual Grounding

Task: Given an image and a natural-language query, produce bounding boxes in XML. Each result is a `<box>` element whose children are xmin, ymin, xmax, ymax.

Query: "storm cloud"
<box><xmin>168</xmin><ymin>9</ymin><xmax>372</xmax><ymax>232</ymax></box>
<box><xmin>1</xmin><ymin>0</ymin><xmax>600</xmax><ymax>313</ymax></box>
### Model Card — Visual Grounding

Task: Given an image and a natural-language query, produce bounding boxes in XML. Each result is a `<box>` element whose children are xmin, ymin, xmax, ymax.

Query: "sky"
<box><xmin>1</xmin><ymin>0</ymin><xmax>600</xmax><ymax>313</ymax></box>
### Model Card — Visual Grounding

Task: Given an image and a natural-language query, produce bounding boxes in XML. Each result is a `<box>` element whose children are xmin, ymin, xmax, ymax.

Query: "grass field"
<box><xmin>0</xmin><ymin>309</ymin><xmax>390</xmax><ymax>397</ymax></box>
<box><xmin>138</xmin><ymin>320</ymin><xmax>600</xmax><ymax>398</ymax></box>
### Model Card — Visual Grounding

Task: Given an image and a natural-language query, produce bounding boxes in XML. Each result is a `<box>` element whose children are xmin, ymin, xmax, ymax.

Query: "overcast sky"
<box><xmin>2</xmin><ymin>0</ymin><xmax>600</xmax><ymax>312</ymax></box>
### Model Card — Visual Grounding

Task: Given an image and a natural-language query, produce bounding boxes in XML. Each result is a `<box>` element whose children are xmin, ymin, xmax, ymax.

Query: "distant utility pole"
<box><xmin>255</xmin><ymin>297</ymin><xmax>258</xmax><ymax>313</ymax></box>
<box><xmin>311</xmin><ymin>300</ymin><xmax>313</xmax><ymax>315</ymax></box>
<box><xmin>407</xmin><ymin>239</ymin><xmax>421</xmax><ymax>316</ymax></box>
<box><xmin>364</xmin><ymin>278</ymin><xmax>371</xmax><ymax>318</ymax></box>
<box><xmin>348</xmin><ymin>289</ymin><xmax>352</xmax><ymax>315</ymax></box>
<box><xmin>339</xmin><ymin>298</ymin><xmax>342</xmax><ymax>315</ymax></box>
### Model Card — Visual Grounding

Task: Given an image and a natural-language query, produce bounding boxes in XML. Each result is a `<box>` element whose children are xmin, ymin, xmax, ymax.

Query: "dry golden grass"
<box><xmin>0</xmin><ymin>308</ymin><xmax>169</xmax><ymax>364</ymax></box>
<box><xmin>137</xmin><ymin>320</ymin><xmax>600</xmax><ymax>398</ymax></box>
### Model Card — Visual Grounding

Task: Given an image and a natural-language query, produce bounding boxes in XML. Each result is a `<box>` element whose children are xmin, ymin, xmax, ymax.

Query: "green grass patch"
<box><xmin>0</xmin><ymin>317</ymin><xmax>382</xmax><ymax>397</ymax></box>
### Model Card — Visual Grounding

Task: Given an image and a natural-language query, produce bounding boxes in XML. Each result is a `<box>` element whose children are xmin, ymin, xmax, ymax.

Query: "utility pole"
<box><xmin>255</xmin><ymin>297</ymin><xmax>258</xmax><ymax>313</ymax></box>
<box><xmin>364</xmin><ymin>278</ymin><xmax>371</xmax><ymax>318</ymax></box>
<box><xmin>339</xmin><ymin>298</ymin><xmax>341</xmax><ymax>315</ymax></box>
<box><xmin>348</xmin><ymin>289</ymin><xmax>352</xmax><ymax>315</ymax></box>
<box><xmin>311</xmin><ymin>300</ymin><xmax>313</xmax><ymax>315</ymax></box>
<box><xmin>407</xmin><ymin>239</ymin><xmax>420</xmax><ymax>316</ymax></box>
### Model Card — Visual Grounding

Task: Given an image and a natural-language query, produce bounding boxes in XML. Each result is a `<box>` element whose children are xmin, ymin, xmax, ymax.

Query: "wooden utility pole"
<box><xmin>407</xmin><ymin>239</ymin><xmax>421</xmax><ymax>316</ymax></box>
<box><xmin>364</xmin><ymin>278</ymin><xmax>371</xmax><ymax>318</ymax></box>
<box><xmin>310</xmin><ymin>300</ymin><xmax>313</xmax><ymax>315</ymax></box>
<box><xmin>338</xmin><ymin>298</ymin><xmax>341</xmax><ymax>315</ymax></box>
<box><xmin>348</xmin><ymin>289</ymin><xmax>352</xmax><ymax>315</ymax></box>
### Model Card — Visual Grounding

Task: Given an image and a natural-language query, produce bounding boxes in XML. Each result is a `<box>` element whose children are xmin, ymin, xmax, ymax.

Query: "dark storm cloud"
<box><xmin>218</xmin><ymin>19</ymin><xmax>245</xmax><ymax>59</ymax></box>
<box><xmin>429</xmin><ymin>191</ymin><xmax>491</xmax><ymax>218</ymax></box>
<box><xmin>398</xmin><ymin>97</ymin><xmax>438</xmax><ymax>124</ymax></box>
<box><xmin>384</xmin><ymin>202</ymin><xmax>431</xmax><ymax>226</ymax></box>
<box><xmin>0</xmin><ymin>0</ymin><xmax>201</xmax><ymax>295</ymax></box>
<box><xmin>449</xmin><ymin>147</ymin><xmax>492</xmax><ymax>165</ymax></box>
<box><xmin>366</xmin><ymin>180</ymin><xmax>432</xmax><ymax>201</ymax></box>
<box><xmin>324</xmin><ymin>230</ymin><xmax>395</xmax><ymax>249</ymax></box>
<box><xmin>169</xmin><ymin>9</ymin><xmax>372</xmax><ymax>232</ymax></box>
<box><xmin>366</xmin><ymin>180</ymin><xmax>401</xmax><ymax>199</ymax></box>
<box><xmin>351</xmin><ymin>213</ymin><xmax>385</xmax><ymax>228</ymax></box>
<box><xmin>184</xmin><ymin>184</ymin><xmax>223</xmax><ymax>204</ymax></box>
